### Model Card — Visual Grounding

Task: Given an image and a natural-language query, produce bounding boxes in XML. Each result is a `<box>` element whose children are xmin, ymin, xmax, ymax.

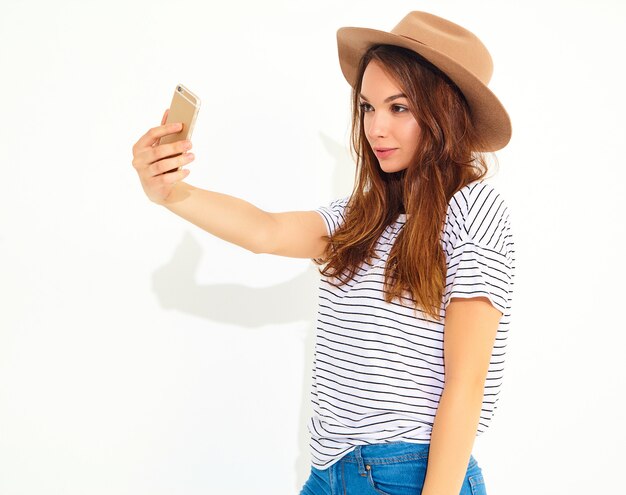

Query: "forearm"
<box><xmin>162</xmin><ymin>181</ymin><xmax>274</xmax><ymax>254</ymax></box>
<box><xmin>421</xmin><ymin>380</ymin><xmax>484</xmax><ymax>495</ymax></box>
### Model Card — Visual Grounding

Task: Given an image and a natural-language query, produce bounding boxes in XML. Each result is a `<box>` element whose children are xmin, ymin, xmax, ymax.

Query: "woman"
<box><xmin>131</xmin><ymin>11</ymin><xmax>514</xmax><ymax>495</ymax></box>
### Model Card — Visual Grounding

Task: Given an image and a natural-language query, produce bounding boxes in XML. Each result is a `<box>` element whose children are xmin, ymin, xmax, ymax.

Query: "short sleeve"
<box><xmin>442</xmin><ymin>182</ymin><xmax>515</xmax><ymax>315</ymax></box>
<box><xmin>315</xmin><ymin>196</ymin><xmax>350</xmax><ymax>236</ymax></box>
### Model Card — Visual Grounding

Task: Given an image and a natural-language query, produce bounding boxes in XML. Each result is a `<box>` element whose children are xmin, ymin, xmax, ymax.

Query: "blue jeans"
<box><xmin>299</xmin><ymin>442</ymin><xmax>486</xmax><ymax>495</ymax></box>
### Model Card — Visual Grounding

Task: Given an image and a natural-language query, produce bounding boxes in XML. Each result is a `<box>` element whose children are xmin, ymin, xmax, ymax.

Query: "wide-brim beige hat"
<box><xmin>337</xmin><ymin>11</ymin><xmax>512</xmax><ymax>152</ymax></box>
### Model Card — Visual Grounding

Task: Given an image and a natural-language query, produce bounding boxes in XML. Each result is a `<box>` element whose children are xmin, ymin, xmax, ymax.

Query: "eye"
<box><xmin>359</xmin><ymin>102</ymin><xmax>373</xmax><ymax>112</ymax></box>
<box><xmin>392</xmin><ymin>104</ymin><xmax>408</xmax><ymax>113</ymax></box>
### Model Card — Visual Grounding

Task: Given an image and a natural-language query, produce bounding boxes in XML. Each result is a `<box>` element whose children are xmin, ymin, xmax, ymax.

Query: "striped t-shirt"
<box><xmin>309</xmin><ymin>179</ymin><xmax>515</xmax><ymax>470</ymax></box>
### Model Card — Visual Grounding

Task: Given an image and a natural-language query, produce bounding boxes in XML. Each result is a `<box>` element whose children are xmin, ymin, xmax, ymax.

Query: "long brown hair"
<box><xmin>314</xmin><ymin>44</ymin><xmax>495</xmax><ymax>322</ymax></box>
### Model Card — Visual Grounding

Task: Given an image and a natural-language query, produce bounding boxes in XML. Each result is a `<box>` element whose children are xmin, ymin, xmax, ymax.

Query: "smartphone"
<box><xmin>159</xmin><ymin>84</ymin><xmax>201</xmax><ymax>173</ymax></box>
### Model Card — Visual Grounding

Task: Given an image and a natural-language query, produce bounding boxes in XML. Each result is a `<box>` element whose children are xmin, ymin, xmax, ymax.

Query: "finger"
<box><xmin>160</xmin><ymin>108</ymin><xmax>169</xmax><ymax>126</ymax></box>
<box><xmin>135</xmin><ymin>121</ymin><xmax>183</xmax><ymax>151</ymax></box>
<box><xmin>133</xmin><ymin>138</ymin><xmax>191</xmax><ymax>171</ymax></box>
<box><xmin>149</xmin><ymin>151</ymin><xmax>195</xmax><ymax>177</ymax></box>
<box><xmin>151</xmin><ymin>138</ymin><xmax>192</xmax><ymax>163</ymax></box>
<box><xmin>158</xmin><ymin>167</ymin><xmax>191</xmax><ymax>186</ymax></box>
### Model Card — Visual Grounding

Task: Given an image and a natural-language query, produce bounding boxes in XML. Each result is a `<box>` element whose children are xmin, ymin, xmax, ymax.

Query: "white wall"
<box><xmin>1</xmin><ymin>0</ymin><xmax>624</xmax><ymax>493</ymax></box>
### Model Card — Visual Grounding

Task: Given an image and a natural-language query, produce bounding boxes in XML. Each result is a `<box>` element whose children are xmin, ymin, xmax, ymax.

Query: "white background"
<box><xmin>1</xmin><ymin>0</ymin><xmax>625</xmax><ymax>493</ymax></box>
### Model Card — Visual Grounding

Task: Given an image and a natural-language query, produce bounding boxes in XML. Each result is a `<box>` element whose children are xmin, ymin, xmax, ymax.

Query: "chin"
<box><xmin>379</xmin><ymin>162</ymin><xmax>408</xmax><ymax>174</ymax></box>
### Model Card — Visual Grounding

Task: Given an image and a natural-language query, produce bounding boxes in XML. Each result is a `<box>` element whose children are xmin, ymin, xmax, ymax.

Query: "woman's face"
<box><xmin>359</xmin><ymin>60</ymin><xmax>421</xmax><ymax>173</ymax></box>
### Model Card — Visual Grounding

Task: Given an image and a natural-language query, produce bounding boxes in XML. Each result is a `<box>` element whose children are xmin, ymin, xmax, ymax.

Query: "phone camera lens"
<box><xmin>177</xmin><ymin>86</ymin><xmax>182</xmax><ymax>92</ymax></box>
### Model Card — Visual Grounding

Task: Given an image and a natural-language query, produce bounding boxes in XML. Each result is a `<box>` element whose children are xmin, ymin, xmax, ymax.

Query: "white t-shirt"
<box><xmin>309</xmin><ymin>179</ymin><xmax>515</xmax><ymax>470</ymax></box>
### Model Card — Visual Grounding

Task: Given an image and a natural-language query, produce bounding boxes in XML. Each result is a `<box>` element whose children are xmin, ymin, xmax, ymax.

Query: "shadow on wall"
<box><xmin>151</xmin><ymin>130</ymin><xmax>354</xmax><ymax>491</ymax></box>
<box><xmin>152</xmin><ymin>233</ymin><xmax>321</xmax><ymax>325</ymax></box>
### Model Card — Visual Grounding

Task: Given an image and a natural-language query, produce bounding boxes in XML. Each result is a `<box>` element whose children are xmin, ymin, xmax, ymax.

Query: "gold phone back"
<box><xmin>160</xmin><ymin>84</ymin><xmax>201</xmax><ymax>146</ymax></box>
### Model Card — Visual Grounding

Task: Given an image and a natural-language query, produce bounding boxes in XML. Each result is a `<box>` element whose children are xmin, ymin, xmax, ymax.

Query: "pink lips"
<box><xmin>374</xmin><ymin>148</ymin><xmax>397</xmax><ymax>159</ymax></box>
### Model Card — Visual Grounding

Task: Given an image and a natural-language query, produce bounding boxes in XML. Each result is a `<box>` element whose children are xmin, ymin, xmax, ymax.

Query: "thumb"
<box><xmin>161</xmin><ymin>108</ymin><xmax>169</xmax><ymax>125</ymax></box>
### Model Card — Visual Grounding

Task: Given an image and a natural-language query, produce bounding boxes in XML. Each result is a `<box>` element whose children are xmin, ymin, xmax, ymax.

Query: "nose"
<box><xmin>365</xmin><ymin>110</ymin><xmax>389</xmax><ymax>139</ymax></box>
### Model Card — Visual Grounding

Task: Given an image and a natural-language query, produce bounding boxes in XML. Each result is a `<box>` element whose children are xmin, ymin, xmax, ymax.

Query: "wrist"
<box><xmin>159</xmin><ymin>181</ymin><xmax>193</xmax><ymax>207</ymax></box>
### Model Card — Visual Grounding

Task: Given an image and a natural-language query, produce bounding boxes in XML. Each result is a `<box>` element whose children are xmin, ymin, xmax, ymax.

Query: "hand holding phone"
<box><xmin>130</xmin><ymin>84</ymin><xmax>200</xmax><ymax>205</ymax></box>
<box><xmin>159</xmin><ymin>84</ymin><xmax>201</xmax><ymax>173</ymax></box>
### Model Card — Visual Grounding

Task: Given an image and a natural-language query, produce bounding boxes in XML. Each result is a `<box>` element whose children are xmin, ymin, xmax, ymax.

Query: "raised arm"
<box><xmin>131</xmin><ymin>112</ymin><xmax>329</xmax><ymax>259</ymax></box>
<box><xmin>162</xmin><ymin>183</ymin><xmax>329</xmax><ymax>257</ymax></box>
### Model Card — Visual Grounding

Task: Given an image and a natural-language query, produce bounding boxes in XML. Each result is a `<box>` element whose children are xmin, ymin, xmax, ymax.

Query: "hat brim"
<box><xmin>337</xmin><ymin>27</ymin><xmax>512</xmax><ymax>152</ymax></box>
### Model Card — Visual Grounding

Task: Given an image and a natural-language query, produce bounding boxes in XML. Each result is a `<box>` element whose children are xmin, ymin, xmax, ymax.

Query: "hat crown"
<box><xmin>392</xmin><ymin>11</ymin><xmax>493</xmax><ymax>84</ymax></box>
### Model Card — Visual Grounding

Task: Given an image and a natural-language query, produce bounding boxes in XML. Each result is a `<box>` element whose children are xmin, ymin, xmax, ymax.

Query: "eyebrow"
<box><xmin>359</xmin><ymin>93</ymin><xmax>407</xmax><ymax>103</ymax></box>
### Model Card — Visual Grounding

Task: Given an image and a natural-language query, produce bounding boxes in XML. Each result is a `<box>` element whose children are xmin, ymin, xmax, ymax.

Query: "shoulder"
<box><xmin>449</xmin><ymin>180</ymin><xmax>510</xmax><ymax>223</ymax></box>
<box><xmin>316</xmin><ymin>196</ymin><xmax>350</xmax><ymax>218</ymax></box>
<box><xmin>443</xmin><ymin>180</ymin><xmax>515</xmax><ymax>312</ymax></box>
<box><xmin>467</xmin><ymin>183</ymin><xmax>513</xmax><ymax>260</ymax></box>
<box><xmin>444</xmin><ymin>180</ymin><xmax>513</xmax><ymax>252</ymax></box>
<box><xmin>315</xmin><ymin>196</ymin><xmax>351</xmax><ymax>236</ymax></box>
<box><xmin>464</xmin><ymin>181</ymin><xmax>511</xmax><ymax>243</ymax></box>
<box><xmin>449</xmin><ymin>179</ymin><xmax>506</xmax><ymax>209</ymax></box>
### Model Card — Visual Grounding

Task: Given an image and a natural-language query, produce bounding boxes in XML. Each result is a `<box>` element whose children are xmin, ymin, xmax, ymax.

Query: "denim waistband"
<box><xmin>340</xmin><ymin>441</ymin><xmax>478</xmax><ymax>479</ymax></box>
<box><xmin>340</xmin><ymin>441</ymin><xmax>431</xmax><ymax>468</ymax></box>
